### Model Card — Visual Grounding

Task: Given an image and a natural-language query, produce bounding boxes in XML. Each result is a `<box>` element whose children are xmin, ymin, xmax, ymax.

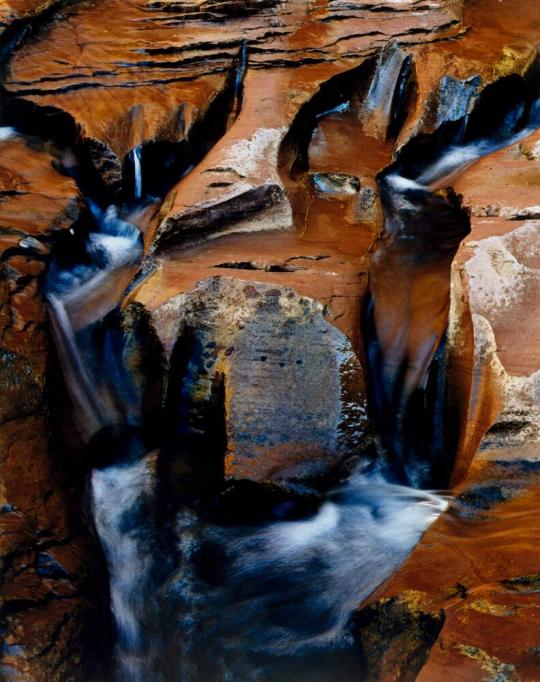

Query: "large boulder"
<box><xmin>149</xmin><ymin>276</ymin><xmax>370</xmax><ymax>489</ymax></box>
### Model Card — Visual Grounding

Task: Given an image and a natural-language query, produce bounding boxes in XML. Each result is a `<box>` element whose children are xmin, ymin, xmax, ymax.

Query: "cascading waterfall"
<box><xmin>91</xmin><ymin>452</ymin><xmax>158</xmax><ymax>682</ymax></box>
<box><xmin>40</xmin><ymin>67</ymin><xmax>540</xmax><ymax>682</ymax></box>
<box><xmin>45</xmin><ymin>199</ymin><xmax>152</xmax><ymax>680</ymax></box>
<box><xmin>44</xmin><ymin>185</ymin><xmax>451</xmax><ymax>681</ymax></box>
<box><xmin>160</xmin><ymin>467</ymin><xmax>448</xmax><ymax>681</ymax></box>
<box><xmin>365</xmin><ymin>75</ymin><xmax>540</xmax><ymax>487</ymax></box>
<box><xmin>46</xmin><ymin>203</ymin><xmax>143</xmax><ymax>438</ymax></box>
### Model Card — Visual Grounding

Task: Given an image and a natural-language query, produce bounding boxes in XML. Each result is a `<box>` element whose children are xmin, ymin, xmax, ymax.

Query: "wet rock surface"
<box><xmin>0</xmin><ymin>0</ymin><xmax>539</xmax><ymax>679</ymax></box>
<box><xmin>354</xmin><ymin>453</ymin><xmax>540</xmax><ymax>682</ymax></box>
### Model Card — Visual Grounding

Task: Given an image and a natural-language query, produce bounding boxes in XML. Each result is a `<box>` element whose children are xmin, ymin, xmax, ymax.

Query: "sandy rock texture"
<box><xmin>0</xmin><ymin>133</ymin><xmax>110</xmax><ymax>679</ymax></box>
<box><xmin>0</xmin><ymin>0</ymin><xmax>539</xmax><ymax>677</ymax></box>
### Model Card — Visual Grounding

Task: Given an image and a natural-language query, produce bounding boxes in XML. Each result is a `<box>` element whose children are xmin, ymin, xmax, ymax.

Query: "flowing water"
<box><xmin>46</xmin><ymin>203</ymin><xmax>143</xmax><ymax>439</ymax></box>
<box><xmin>129</xmin><ymin>147</ymin><xmax>144</xmax><ymax>200</ymax></box>
<box><xmin>364</xmin><ymin>76</ymin><xmax>540</xmax><ymax>488</ymax></box>
<box><xmin>40</xmin><ymin>70</ymin><xmax>540</xmax><ymax>681</ymax></box>
<box><xmin>91</xmin><ymin>453</ymin><xmax>158</xmax><ymax>682</ymax></box>
<box><xmin>43</xmin><ymin>191</ymin><xmax>452</xmax><ymax>679</ymax></box>
<box><xmin>157</xmin><ymin>468</ymin><xmax>448</xmax><ymax>682</ymax></box>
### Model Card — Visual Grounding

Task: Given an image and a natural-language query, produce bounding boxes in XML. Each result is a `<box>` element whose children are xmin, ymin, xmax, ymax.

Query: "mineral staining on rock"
<box><xmin>150</xmin><ymin>277</ymin><xmax>369</xmax><ymax>486</ymax></box>
<box><xmin>0</xmin><ymin>0</ymin><xmax>539</xmax><ymax>679</ymax></box>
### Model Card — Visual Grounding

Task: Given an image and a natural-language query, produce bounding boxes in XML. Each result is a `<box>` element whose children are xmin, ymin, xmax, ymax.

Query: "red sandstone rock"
<box><xmin>354</xmin><ymin>453</ymin><xmax>540</xmax><ymax>682</ymax></box>
<box><xmin>0</xmin><ymin>0</ymin><xmax>62</xmax><ymax>33</ymax></box>
<box><xmin>1</xmin><ymin>0</ymin><xmax>540</xmax><ymax>678</ymax></box>
<box><xmin>3</xmin><ymin>0</ymin><xmax>462</xmax><ymax>193</ymax></box>
<box><xmin>0</xmin><ymin>133</ymin><xmax>108</xmax><ymax>679</ymax></box>
<box><xmin>0</xmin><ymin>133</ymin><xmax>81</xmax><ymax>256</ymax></box>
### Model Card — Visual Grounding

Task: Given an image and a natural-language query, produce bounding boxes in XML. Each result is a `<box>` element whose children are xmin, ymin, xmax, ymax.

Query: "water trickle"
<box><xmin>130</xmin><ymin>147</ymin><xmax>143</xmax><ymax>199</ymax></box>
<box><xmin>315</xmin><ymin>100</ymin><xmax>351</xmax><ymax>120</ymax></box>
<box><xmin>234</xmin><ymin>40</ymin><xmax>248</xmax><ymax>103</ymax></box>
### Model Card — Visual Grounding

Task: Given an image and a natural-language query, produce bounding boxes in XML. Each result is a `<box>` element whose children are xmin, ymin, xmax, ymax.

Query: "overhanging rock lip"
<box><xmin>151</xmin><ymin>181</ymin><xmax>288</xmax><ymax>251</ymax></box>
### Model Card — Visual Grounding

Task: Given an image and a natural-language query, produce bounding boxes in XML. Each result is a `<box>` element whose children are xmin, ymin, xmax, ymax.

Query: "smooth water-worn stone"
<box><xmin>2</xmin><ymin>0</ymin><xmax>540</xmax><ymax>677</ymax></box>
<box><xmin>150</xmin><ymin>277</ymin><xmax>370</xmax><ymax>486</ymax></box>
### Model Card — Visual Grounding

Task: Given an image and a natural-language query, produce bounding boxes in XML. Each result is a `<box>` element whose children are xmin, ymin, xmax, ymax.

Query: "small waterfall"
<box><xmin>365</xmin><ymin>77</ymin><xmax>540</xmax><ymax>486</ymax></box>
<box><xmin>46</xmin><ymin>204</ymin><xmax>143</xmax><ymax>441</ymax></box>
<box><xmin>46</xmin><ymin>201</ymin><xmax>151</xmax><ymax>679</ymax></box>
<box><xmin>130</xmin><ymin>147</ymin><xmax>143</xmax><ymax>199</ymax></box>
<box><xmin>91</xmin><ymin>452</ymin><xmax>157</xmax><ymax>682</ymax></box>
<box><xmin>47</xmin><ymin>293</ymin><xmax>109</xmax><ymax>438</ymax></box>
<box><xmin>361</xmin><ymin>42</ymin><xmax>413</xmax><ymax>138</ymax></box>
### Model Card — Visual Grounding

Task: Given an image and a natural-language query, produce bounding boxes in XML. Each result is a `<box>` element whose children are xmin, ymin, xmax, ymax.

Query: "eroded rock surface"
<box><xmin>0</xmin><ymin>133</ymin><xmax>110</xmax><ymax>679</ymax></box>
<box><xmin>354</xmin><ymin>454</ymin><xmax>540</xmax><ymax>682</ymax></box>
<box><xmin>353</xmin><ymin>59</ymin><xmax>540</xmax><ymax>681</ymax></box>
<box><xmin>0</xmin><ymin>0</ymin><xmax>540</xmax><ymax>678</ymax></box>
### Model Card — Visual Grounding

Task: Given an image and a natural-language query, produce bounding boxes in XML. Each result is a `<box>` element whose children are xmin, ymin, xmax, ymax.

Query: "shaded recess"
<box><xmin>122</xmin><ymin>42</ymin><xmax>248</xmax><ymax>201</ymax></box>
<box><xmin>278</xmin><ymin>58</ymin><xmax>377</xmax><ymax>227</ymax></box>
<box><xmin>2</xmin><ymin>47</ymin><xmax>246</xmax><ymax>203</ymax></box>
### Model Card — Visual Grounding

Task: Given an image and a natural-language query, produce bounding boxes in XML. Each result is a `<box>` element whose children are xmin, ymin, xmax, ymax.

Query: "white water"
<box><xmin>130</xmin><ymin>147</ymin><xmax>143</xmax><ymax>199</ymax></box>
<box><xmin>46</xmin><ymin>203</ymin><xmax>142</xmax><ymax>440</ymax></box>
<box><xmin>91</xmin><ymin>454</ymin><xmax>157</xmax><ymax>682</ymax></box>
<box><xmin>42</xmin><ymin>71</ymin><xmax>540</xmax><ymax>681</ymax></box>
<box><xmin>392</xmin><ymin>98</ymin><xmax>540</xmax><ymax>193</ymax></box>
<box><xmin>227</xmin><ymin>472</ymin><xmax>447</xmax><ymax>650</ymax></box>
<box><xmin>0</xmin><ymin>126</ymin><xmax>17</xmax><ymax>140</ymax></box>
<box><xmin>45</xmin><ymin>198</ymin><xmax>153</xmax><ymax>679</ymax></box>
<box><xmin>163</xmin><ymin>467</ymin><xmax>448</xmax><ymax>680</ymax></box>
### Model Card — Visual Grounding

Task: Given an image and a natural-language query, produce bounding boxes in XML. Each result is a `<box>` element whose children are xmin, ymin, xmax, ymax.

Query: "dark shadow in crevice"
<box><xmin>122</xmin><ymin>42</ymin><xmax>248</xmax><ymax>202</ymax></box>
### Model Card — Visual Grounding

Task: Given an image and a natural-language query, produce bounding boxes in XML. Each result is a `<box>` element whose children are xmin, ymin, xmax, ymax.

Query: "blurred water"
<box><xmin>129</xmin><ymin>148</ymin><xmax>143</xmax><ymax>200</ymax></box>
<box><xmin>156</xmin><ymin>467</ymin><xmax>448</xmax><ymax>681</ymax></box>
<box><xmin>92</xmin><ymin>454</ymin><xmax>158</xmax><ymax>682</ymax></box>
<box><xmin>45</xmin><ymin>203</ymin><xmax>142</xmax><ymax>440</ymax></box>
<box><xmin>40</xmin><ymin>69</ymin><xmax>540</xmax><ymax>682</ymax></box>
